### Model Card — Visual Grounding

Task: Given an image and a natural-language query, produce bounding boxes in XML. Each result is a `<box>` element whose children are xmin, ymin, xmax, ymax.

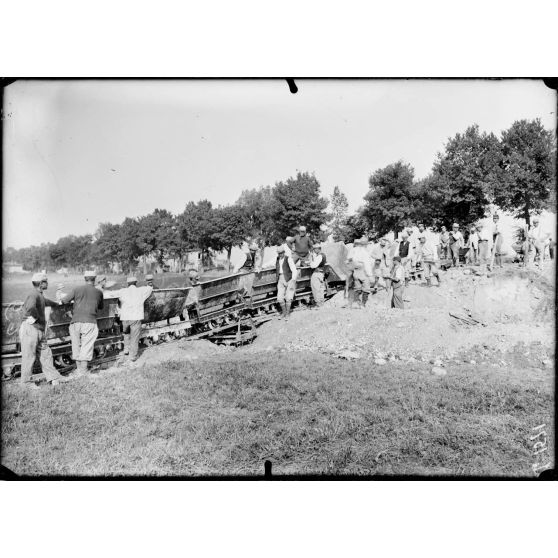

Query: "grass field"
<box><xmin>1</xmin><ymin>347</ymin><xmax>553</xmax><ymax>477</ymax></box>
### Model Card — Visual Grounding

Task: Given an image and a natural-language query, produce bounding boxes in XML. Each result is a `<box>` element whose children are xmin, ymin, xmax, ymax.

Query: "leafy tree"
<box><xmin>344</xmin><ymin>210</ymin><xmax>369</xmax><ymax>242</ymax></box>
<box><xmin>211</xmin><ymin>205</ymin><xmax>251</xmax><ymax>268</ymax></box>
<box><xmin>272</xmin><ymin>171</ymin><xmax>329</xmax><ymax>241</ymax></box>
<box><xmin>177</xmin><ymin>200</ymin><xmax>220</xmax><ymax>268</ymax></box>
<box><xmin>330</xmin><ymin>186</ymin><xmax>349</xmax><ymax>241</ymax></box>
<box><xmin>118</xmin><ymin>217</ymin><xmax>142</xmax><ymax>273</ymax></box>
<box><xmin>362</xmin><ymin>161</ymin><xmax>417</xmax><ymax>236</ymax></box>
<box><xmin>236</xmin><ymin>186</ymin><xmax>281</xmax><ymax>247</ymax></box>
<box><xmin>136</xmin><ymin>209</ymin><xmax>178</xmax><ymax>270</ymax></box>
<box><xmin>93</xmin><ymin>222</ymin><xmax>123</xmax><ymax>271</ymax></box>
<box><xmin>49</xmin><ymin>235</ymin><xmax>94</xmax><ymax>271</ymax></box>
<box><xmin>431</xmin><ymin>124</ymin><xmax>501</xmax><ymax>227</ymax></box>
<box><xmin>495</xmin><ymin>118</ymin><xmax>556</xmax><ymax>225</ymax></box>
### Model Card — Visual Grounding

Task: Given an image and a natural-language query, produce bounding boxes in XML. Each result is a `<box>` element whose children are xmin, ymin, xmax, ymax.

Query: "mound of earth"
<box><xmin>246</xmin><ymin>265</ymin><xmax>554</xmax><ymax>363</ymax></box>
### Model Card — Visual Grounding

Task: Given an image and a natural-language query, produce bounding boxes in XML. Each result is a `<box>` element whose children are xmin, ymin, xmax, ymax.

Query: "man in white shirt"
<box><xmin>528</xmin><ymin>216</ymin><xmax>549</xmax><ymax>266</ymax></box>
<box><xmin>466</xmin><ymin>226</ymin><xmax>479</xmax><ymax>265</ymax></box>
<box><xmin>449</xmin><ymin>223</ymin><xmax>464</xmax><ymax>267</ymax></box>
<box><xmin>275</xmin><ymin>246</ymin><xmax>298</xmax><ymax>320</ymax></box>
<box><xmin>476</xmin><ymin>223</ymin><xmax>491</xmax><ymax>270</ymax></box>
<box><xmin>309</xmin><ymin>243</ymin><xmax>327</xmax><ymax>308</ymax></box>
<box><xmin>491</xmin><ymin>213</ymin><xmax>504</xmax><ymax>268</ymax></box>
<box><xmin>112</xmin><ymin>277</ymin><xmax>153</xmax><ymax>362</ymax></box>
<box><xmin>416</xmin><ymin>235</ymin><xmax>442</xmax><ymax>287</ymax></box>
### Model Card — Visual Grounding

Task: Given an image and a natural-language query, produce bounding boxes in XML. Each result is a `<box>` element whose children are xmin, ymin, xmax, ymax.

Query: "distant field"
<box><xmin>2</xmin><ymin>269</ymin><xmax>233</xmax><ymax>303</ymax></box>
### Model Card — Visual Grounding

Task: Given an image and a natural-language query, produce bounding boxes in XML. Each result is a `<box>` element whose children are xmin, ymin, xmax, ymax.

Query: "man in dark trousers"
<box><xmin>293</xmin><ymin>226</ymin><xmax>313</xmax><ymax>265</ymax></box>
<box><xmin>389</xmin><ymin>256</ymin><xmax>405</xmax><ymax>309</ymax></box>
<box><xmin>309</xmin><ymin>243</ymin><xmax>327</xmax><ymax>307</ymax></box>
<box><xmin>60</xmin><ymin>270</ymin><xmax>105</xmax><ymax>376</ymax></box>
<box><xmin>19</xmin><ymin>273</ymin><xmax>69</xmax><ymax>389</ymax></box>
<box><xmin>397</xmin><ymin>231</ymin><xmax>412</xmax><ymax>287</ymax></box>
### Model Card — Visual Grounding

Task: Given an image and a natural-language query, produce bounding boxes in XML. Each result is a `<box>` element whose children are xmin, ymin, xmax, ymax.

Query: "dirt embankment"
<box><xmin>246</xmin><ymin>265</ymin><xmax>555</xmax><ymax>364</ymax></box>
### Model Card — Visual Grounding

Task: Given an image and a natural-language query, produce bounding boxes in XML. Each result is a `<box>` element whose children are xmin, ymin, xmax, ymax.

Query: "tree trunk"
<box><xmin>143</xmin><ymin>255</ymin><xmax>147</xmax><ymax>275</ymax></box>
<box><xmin>227</xmin><ymin>246</ymin><xmax>232</xmax><ymax>271</ymax></box>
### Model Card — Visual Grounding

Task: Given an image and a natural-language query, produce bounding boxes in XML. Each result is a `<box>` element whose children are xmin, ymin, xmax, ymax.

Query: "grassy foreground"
<box><xmin>1</xmin><ymin>350</ymin><xmax>553</xmax><ymax>477</ymax></box>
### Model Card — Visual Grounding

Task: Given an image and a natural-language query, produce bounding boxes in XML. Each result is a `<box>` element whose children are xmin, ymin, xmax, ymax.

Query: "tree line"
<box><xmin>4</xmin><ymin>172</ymin><xmax>329</xmax><ymax>273</ymax></box>
<box><xmin>4</xmin><ymin>119</ymin><xmax>555</xmax><ymax>272</ymax></box>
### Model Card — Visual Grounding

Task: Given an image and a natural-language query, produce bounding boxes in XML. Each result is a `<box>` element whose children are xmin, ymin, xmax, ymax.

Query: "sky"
<box><xmin>2</xmin><ymin>79</ymin><xmax>556</xmax><ymax>250</ymax></box>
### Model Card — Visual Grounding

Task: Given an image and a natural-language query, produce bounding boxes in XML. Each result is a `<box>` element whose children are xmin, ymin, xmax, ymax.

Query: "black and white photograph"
<box><xmin>1</xmin><ymin>78</ymin><xmax>556</xmax><ymax>478</ymax></box>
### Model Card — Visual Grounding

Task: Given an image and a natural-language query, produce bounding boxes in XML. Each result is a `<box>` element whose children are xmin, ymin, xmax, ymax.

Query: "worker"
<box><xmin>389</xmin><ymin>256</ymin><xmax>405</xmax><ymax>309</ymax></box>
<box><xmin>439</xmin><ymin>225</ymin><xmax>450</xmax><ymax>260</ymax></box>
<box><xmin>145</xmin><ymin>274</ymin><xmax>159</xmax><ymax>288</ymax></box>
<box><xmin>309</xmin><ymin>243</ymin><xmax>327</xmax><ymax>308</ymax></box>
<box><xmin>449</xmin><ymin>223</ymin><xmax>464</xmax><ymax>267</ymax></box>
<box><xmin>275</xmin><ymin>245</ymin><xmax>298</xmax><ymax>320</ymax></box>
<box><xmin>234</xmin><ymin>242</ymin><xmax>259</xmax><ymax>273</ymax></box>
<box><xmin>283</xmin><ymin>236</ymin><xmax>300</xmax><ymax>264</ymax></box>
<box><xmin>466</xmin><ymin>226</ymin><xmax>479</xmax><ymax>265</ymax></box>
<box><xmin>19</xmin><ymin>273</ymin><xmax>70</xmax><ymax>389</ymax></box>
<box><xmin>416</xmin><ymin>234</ymin><xmax>442</xmax><ymax>287</ymax></box>
<box><xmin>293</xmin><ymin>226</ymin><xmax>313</xmax><ymax>265</ymax></box>
<box><xmin>60</xmin><ymin>270</ymin><xmax>104</xmax><ymax>376</ymax></box>
<box><xmin>396</xmin><ymin>231</ymin><xmax>412</xmax><ymax>287</ymax></box>
<box><xmin>528</xmin><ymin>216</ymin><xmax>549</xmax><ymax>266</ymax></box>
<box><xmin>491</xmin><ymin>214</ymin><xmax>504</xmax><ymax>268</ymax></box>
<box><xmin>112</xmin><ymin>277</ymin><xmax>153</xmax><ymax>363</ymax></box>
<box><xmin>369</xmin><ymin>238</ymin><xmax>384</xmax><ymax>291</ymax></box>
<box><xmin>346</xmin><ymin>237</ymin><xmax>372</xmax><ymax>308</ymax></box>
<box><xmin>182</xmin><ymin>268</ymin><xmax>201</xmax><ymax>287</ymax></box>
<box><xmin>476</xmin><ymin>222</ymin><xmax>491</xmax><ymax>271</ymax></box>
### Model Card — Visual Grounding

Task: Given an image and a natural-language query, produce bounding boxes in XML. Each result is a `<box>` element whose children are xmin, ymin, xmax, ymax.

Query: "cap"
<box><xmin>248</xmin><ymin>242</ymin><xmax>258</xmax><ymax>251</ymax></box>
<box><xmin>145</xmin><ymin>274</ymin><xmax>154</xmax><ymax>280</ymax></box>
<box><xmin>32</xmin><ymin>272</ymin><xmax>47</xmax><ymax>282</ymax></box>
<box><xmin>360</xmin><ymin>236</ymin><xmax>369</xmax><ymax>244</ymax></box>
<box><xmin>127</xmin><ymin>276</ymin><xmax>137</xmax><ymax>284</ymax></box>
<box><xmin>452</xmin><ymin>223</ymin><xmax>459</xmax><ymax>228</ymax></box>
<box><xmin>313</xmin><ymin>243</ymin><xmax>322</xmax><ymax>249</ymax></box>
<box><xmin>277</xmin><ymin>245</ymin><xmax>286</xmax><ymax>253</ymax></box>
<box><xmin>298</xmin><ymin>226</ymin><xmax>306</xmax><ymax>232</ymax></box>
<box><xmin>418</xmin><ymin>234</ymin><xmax>427</xmax><ymax>239</ymax></box>
<box><xmin>493</xmin><ymin>213</ymin><xmax>499</xmax><ymax>219</ymax></box>
<box><xmin>353</xmin><ymin>238</ymin><xmax>361</xmax><ymax>246</ymax></box>
<box><xmin>84</xmin><ymin>270</ymin><xmax>96</xmax><ymax>278</ymax></box>
<box><xmin>401</xmin><ymin>231</ymin><xmax>409</xmax><ymax>238</ymax></box>
<box><xmin>96</xmin><ymin>275</ymin><xmax>106</xmax><ymax>283</ymax></box>
<box><xmin>285</xmin><ymin>236</ymin><xmax>295</xmax><ymax>243</ymax></box>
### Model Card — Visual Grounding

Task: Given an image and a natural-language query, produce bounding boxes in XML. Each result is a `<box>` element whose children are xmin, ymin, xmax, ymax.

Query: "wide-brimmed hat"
<box><xmin>298</xmin><ymin>226</ymin><xmax>306</xmax><ymax>232</ymax></box>
<box><xmin>277</xmin><ymin>245</ymin><xmax>286</xmax><ymax>253</ymax></box>
<box><xmin>127</xmin><ymin>276</ymin><xmax>137</xmax><ymax>284</ymax></box>
<box><xmin>31</xmin><ymin>272</ymin><xmax>47</xmax><ymax>282</ymax></box>
<box><xmin>313</xmin><ymin>243</ymin><xmax>322</xmax><ymax>249</ymax></box>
